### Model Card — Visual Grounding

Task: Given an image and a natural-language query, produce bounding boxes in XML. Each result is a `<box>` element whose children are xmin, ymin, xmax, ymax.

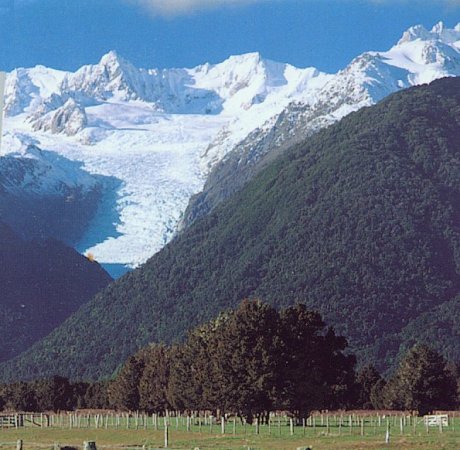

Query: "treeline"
<box><xmin>0</xmin><ymin>376</ymin><xmax>110</xmax><ymax>412</ymax></box>
<box><xmin>1</xmin><ymin>301</ymin><xmax>459</xmax><ymax>418</ymax></box>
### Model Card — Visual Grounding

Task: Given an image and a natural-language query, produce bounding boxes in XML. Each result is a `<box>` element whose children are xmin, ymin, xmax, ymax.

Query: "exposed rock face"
<box><xmin>32</xmin><ymin>98</ymin><xmax>88</xmax><ymax>136</ymax></box>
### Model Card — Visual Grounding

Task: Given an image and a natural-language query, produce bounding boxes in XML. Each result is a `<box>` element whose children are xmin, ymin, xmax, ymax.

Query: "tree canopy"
<box><xmin>382</xmin><ymin>344</ymin><xmax>458</xmax><ymax>415</ymax></box>
<box><xmin>109</xmin><ymin>300</ymin><xmax>356</xmax><ymax>421</ymax></box>
<box><xmin>0</xmin><ymin>306</ymin><xmax>459</xmax><ymax>414</ymax></box>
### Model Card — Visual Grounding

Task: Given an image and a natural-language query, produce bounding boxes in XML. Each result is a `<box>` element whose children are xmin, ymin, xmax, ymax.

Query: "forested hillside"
<box><xmin>0</xmin><ymin>222</ymin><xmax>112</xmax><ymax>362</ymax></box>
<box><xmin>2</xmin><ymin>77</ymin><xmax>460</xmax><ymax>381</ymax></box>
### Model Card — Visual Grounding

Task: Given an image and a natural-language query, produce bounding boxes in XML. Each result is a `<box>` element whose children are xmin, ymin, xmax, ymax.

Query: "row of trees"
<box><xmin>109</xmin><ymin>301</ymin><xmax>356</xmax><ymax>422</ymax></box>
<box><xmin>1</xmin><ymin>301</ymin><xmax>459</xmax><ymax>417</ymax></box>
<box><xmin>109</xmin><ymin>301</ymin><xmax>460</xmax><ymax>418</ymax></box>
<box><xmin>0</xmin><ymin>376</ymin><xmax>109</xmax><ymax>412</ymax></box>
<box><xmin>356</xmin><ymin>347</ymin><xmax>459</xmax><ymax>415</ymax></box>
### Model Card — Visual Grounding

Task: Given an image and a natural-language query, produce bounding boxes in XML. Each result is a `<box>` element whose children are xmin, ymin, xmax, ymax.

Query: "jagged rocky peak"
<box><xmin>420</xmin><ymin>40</ymin><xmax>460</xmax><ymax>67</ymax></box>
<box><xmin>398</xmin><ymin>24</ymin><xmax>432</xmax><ymax>44</ymax></box>
<box><xmin>99</xmin><ymin>50</ymin><xmax>130</xmax><ymax>69</ymax></box>
<box><xmin>60</xmin><ymin>50</ymin><xmax>146</xmax><ymax>101</ymax></box>
<box><xmin>217</xmin><ymin>52</ymin><xmax>286</xmax><ymax>88</ymax></box>
<box><xmin>96</xmin><ymin>50</ymin><xmax>141</xmax><ymax>83</ymax></box>
<box><xmin>28</xmin><ymin>93</ymin><xmax>65</xmax><ymax>120</ymax></box>
<box><xmin>430</xmin><ymin>21</ymin><xmax>460</xmax><ymax>44</ymax></box>
<box><xmin>221</xmin><ymin>51</ymin><xmax>265</xmax><ymax>70</ymax></box>
<box><xmin>191</xmin><ymin>52</ymin><xmax>291</xmax><ymax>113</ymax></box>
<box><xmin>4</xmin><ymin>66</ymin><xmax>67</xmax><ymax>117</ymax></box>
<box><xmin>398</xmin><ymin>21</ymin><xmax>460</xmax><ymax>45</ymax></box>
<box><xmin>32</xmin><ymin>98</ymin><xmax>88</xmax><ymax>136</ymax></box>
<box><xmin>195</xmin><ymin>52</ymin><xmax>283</xmax><ymax>89</ymax></box>
<box><xmin>385</xmin><ymin>22</ymin><xmax>460</xmax><ymax>80</ymax></box>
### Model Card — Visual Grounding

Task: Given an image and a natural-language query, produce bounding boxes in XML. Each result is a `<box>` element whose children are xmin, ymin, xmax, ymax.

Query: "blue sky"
<box><xmin>0</xmin><ymin>0</ymin><xmax>459</xmax><ymax>73</ymax></box>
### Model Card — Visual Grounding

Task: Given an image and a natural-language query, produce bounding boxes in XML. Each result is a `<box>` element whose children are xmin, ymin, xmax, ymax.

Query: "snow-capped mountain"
<box><xmin>0</xmin><ymin>135</ymin><xmax>103</xmax><ymax>244</ymax></box>
<box><xmin>182</xmin><ymin>22</ymin><xmax>460</xmax><ymax>228</ymax></box>
<box><xmin>204</xmin><ymin>21</ymin><xmax>460</xmax><ymax>167</ymax></box>
<box><xmin>2</xmin><ymin>22</ymin><xmax>460</xmax><ymax>275</ymax></box>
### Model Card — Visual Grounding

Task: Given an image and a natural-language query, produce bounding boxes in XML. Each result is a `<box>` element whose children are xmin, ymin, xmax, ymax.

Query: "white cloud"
<box><xmin>123</xmin><ymin>0</ymin><xmax>270</xmax><ymax>16</ymax></box>
<box><xmin>15</xmin><ymin>0</ymin><xmax>460</xmax><ymax>17</ymax></box>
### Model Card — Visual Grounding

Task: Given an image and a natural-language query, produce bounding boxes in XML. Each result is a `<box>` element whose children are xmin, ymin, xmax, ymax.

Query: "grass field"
<box><xmin>0</xmin><ymin>414</ymin><xmax>458</xmax><ymax>450</ymax></box>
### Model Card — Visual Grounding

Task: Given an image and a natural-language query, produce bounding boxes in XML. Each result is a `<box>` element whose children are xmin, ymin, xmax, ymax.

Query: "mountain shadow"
<box><xmin>0</xmin><ymin>222</ymin><xmax>112</xmax><ymax>363</ymax></box>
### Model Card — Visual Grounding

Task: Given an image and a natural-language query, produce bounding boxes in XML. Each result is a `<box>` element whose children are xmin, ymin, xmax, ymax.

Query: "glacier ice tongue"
<box><xmin>3</xmin><ymin>22</ymin><xmax>460</xmax><ymax>273</ymax></box>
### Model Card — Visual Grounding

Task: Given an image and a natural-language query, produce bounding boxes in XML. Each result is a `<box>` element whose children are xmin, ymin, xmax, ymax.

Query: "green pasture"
<box><xmin>0</xmin><ymin>414</ymin><xmax>459</xmax><ymax>450</ymax></box>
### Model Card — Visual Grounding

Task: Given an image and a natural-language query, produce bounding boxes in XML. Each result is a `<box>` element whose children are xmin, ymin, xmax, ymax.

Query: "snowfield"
<box><xmin>2</xmin><ymin>22</ymin><xmax>460</xmax><ymax>275</ymax></box>
<box><xmin>4</xmin><ymin>107</ymin><xmax>228</xmax><ymax>271</ymax></box>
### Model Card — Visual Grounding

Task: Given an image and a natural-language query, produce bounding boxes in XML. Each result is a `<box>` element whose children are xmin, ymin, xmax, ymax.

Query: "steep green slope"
<box><xmin>2</xmin><ymin>77</ymin><xmax>460</xmax><ymax>381</ymax></box>
<box><xmin>0</xmin><ymin>222</ymin><xmax>112</xmax><ymax>362</ymax></box>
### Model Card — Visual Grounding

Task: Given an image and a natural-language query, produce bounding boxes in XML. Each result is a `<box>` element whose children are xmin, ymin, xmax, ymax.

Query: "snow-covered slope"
<box><xmin>181</xmin><ymin>22</ymin><xmax>460</xmax><ymax>228</ymax></box>
<box><xmin>3</xmin><ymin>22</ymin><xmax>460</xmax><ymax>275</ymax></box>
<box><xmin>202</xmin><ymin>21</ymin><xmax>460</xmax><ymax>173</ymax></box>
<box><xmin>0</xmin><ymin>134</ymin><xmax>104</xmax><ymax>244</ymax></box>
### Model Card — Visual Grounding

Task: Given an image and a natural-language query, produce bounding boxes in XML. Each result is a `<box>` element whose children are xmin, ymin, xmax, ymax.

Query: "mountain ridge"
<box><xmin>181</xmin><ymin>21</ymin><xmax>460</xmax><ymax>228</ymax></box>
<box><xmin>2</xmin><ymin>77</ymin><xmax>460</xmax><ymax>381</ymax></box>
<box><xmin>3</xmin><ymin>21</ymin><xmax>460</xmax><ymax>272</ymax></box>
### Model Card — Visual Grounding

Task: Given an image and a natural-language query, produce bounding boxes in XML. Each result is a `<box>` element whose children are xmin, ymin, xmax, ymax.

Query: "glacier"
<box><xmin>2</xmin><ymin>22</ymin><xmax>460</xmax><ymax>276</ymax></box>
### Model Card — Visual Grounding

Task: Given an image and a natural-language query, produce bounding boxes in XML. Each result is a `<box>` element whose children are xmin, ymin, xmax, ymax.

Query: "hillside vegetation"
<box><xmin>2</xmin><ymin>77</ymin><xmax>460</xmax><ymax>381</ymax></box>
<box><xmin>0</xmin><ymin>222</ymin><xmax>112</xmax><ymax>362</ymax></box>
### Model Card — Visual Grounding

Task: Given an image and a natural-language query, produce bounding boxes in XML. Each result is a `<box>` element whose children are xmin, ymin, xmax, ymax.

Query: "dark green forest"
<box><xmin>1</xmin><ymin>301</ymin><xmax>458</xmax><ymax>416</ymax></box>
<box><xmin>2</xmin><ymin>77</ymin><xmax>460</xmax><ymax>381</ymax></box>
<box><xmin>0</xmin><ymin>222</ymin><xmax>112</xmax><ymax>362</ymax></box>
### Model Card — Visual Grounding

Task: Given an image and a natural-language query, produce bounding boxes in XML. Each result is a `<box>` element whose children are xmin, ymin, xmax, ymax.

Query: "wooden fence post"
<box><xmin>290</xmin><ymin>418</ymin><xmax>294</xmax><ymax>436</ymax></box>
<box><xmin>16</xmin><ymin>440</ymin><xmax>22</xmax><ymax>450</ymax></box>
<box><xmin>164</xmin><ymin>423</ymin><xmax>169</xmax><ymax>448</ymax></box>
